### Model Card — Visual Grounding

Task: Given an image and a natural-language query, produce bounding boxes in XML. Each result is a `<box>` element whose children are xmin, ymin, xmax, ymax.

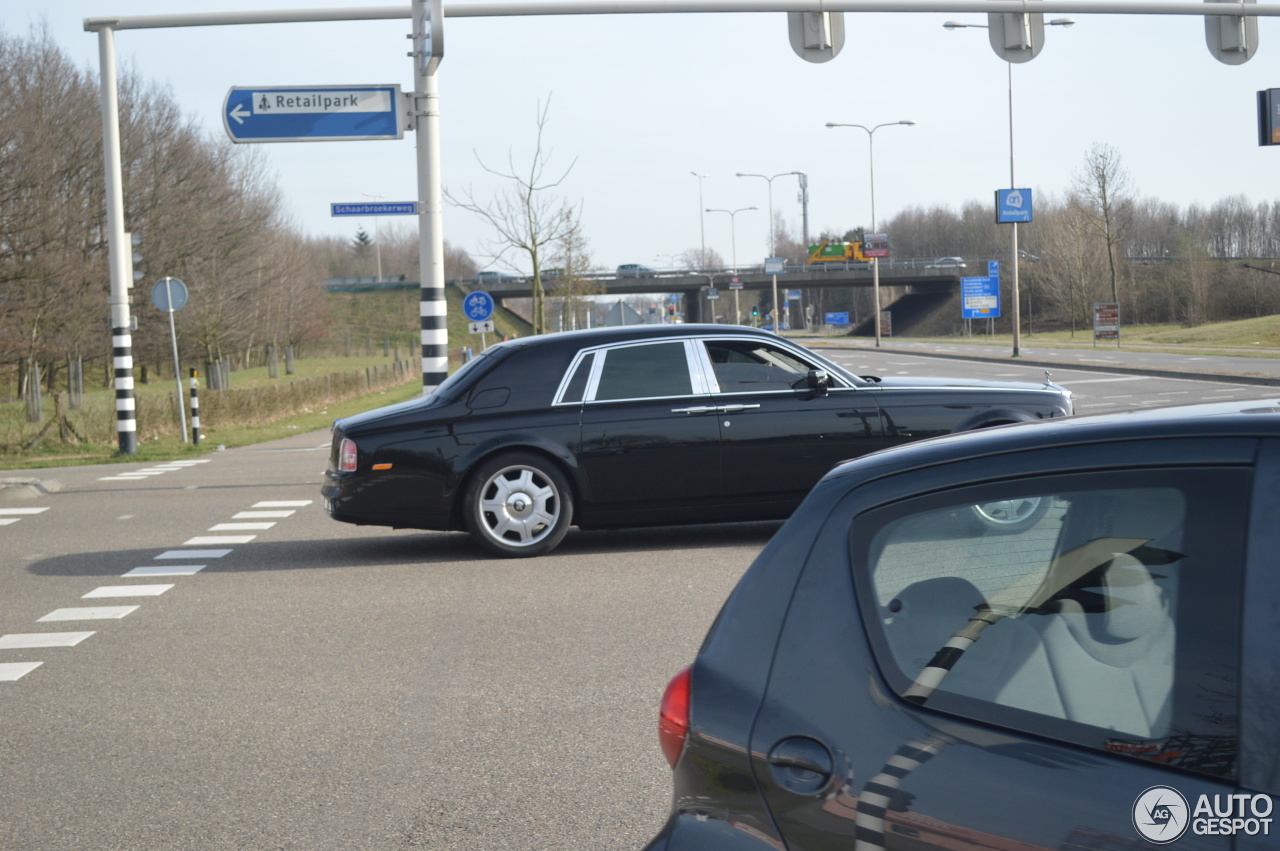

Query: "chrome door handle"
<box><xmin>671</xmin><ymin>406</ymin><xmax>717</xmax><ymax>414</ymax></box>
<box><xmin>716</xmin><ymin>404</ymin><xmax>761</xmax><ymax>413</ymax></box>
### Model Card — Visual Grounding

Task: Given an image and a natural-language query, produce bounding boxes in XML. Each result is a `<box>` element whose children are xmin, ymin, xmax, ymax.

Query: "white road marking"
<box><xmin>98</xmin><ymin>476</ymin><xmax>152</xmax><ymax>481</ymax></box>
<box><xmin>233</xmin><ymin>510</ymin><xmax>294</xmax><ymax>519</ymax></box>
<box><xmin>0</xmin><ymin>519</ymin><xmax>18</xmax><ymax>526</ymax></box>
<box><xmin>0</xmin><ymin>632</ymin><xmax>94</xmax><ymax>648</ymax></box>
<box><xmin>155</xmin><ymin>549</ymin><xmax>231</xmax><ymax>559</ymax></box>
<box><xmin>208</xmin><ymin>522</ymin><xmax>275</xmax><ymax>531</ymax></box>
<box><xmin>0</xmin><ymin>662</ymin><xmax>42</xmax><ymax>681</ymax></box>
<box><xmin>1057</xmin><ymin>377</ymin><xmax>1145</xmax><ymax>385</ymax></box>
<box><xmin>0</xmin><ymin>508</ymin><xmax>50</xmax><ymax>515</ymax></box>
<box><xmin>84</xmin><ymin>585</ymin><xmax>173</xmax><ymax>598</ymax></box>
<box><xmin>253</xmin><ymin>500</ymin><xmax>313</xmax><ymax>508</ymax></box>
<box><xmin>38</xmin><ymin>606</ymin><xmax>139</xmax><ymax>622</ymax></box>
<box><xmin>124</xmin><ymin>565</ymin><xmax>205</xmax><ymax>577</ymax></box>
<box><xmin>182</xmin><ymin>535</ymin><xmax>256</xmax><ymax>545</ymax></box>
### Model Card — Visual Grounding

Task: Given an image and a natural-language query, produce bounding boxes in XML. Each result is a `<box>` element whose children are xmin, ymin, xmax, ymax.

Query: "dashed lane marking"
<box><xmin>124</xmin><ymin>565</ymin><xmax>206</xmax><ymax>577</ymax></box>
<box><xmin>0</xmin><ymin>662</ymin><xmax>42</xmax><ymax>681</ymax></box>
<box><xmin>0</xmin><ymin>632</ymin><xmax>95</xmax><ymax>649</ymax></box>
<box><xmin>38</xmin><ymin>606</ymin><xmax>140</xmax><ymax>622</ymax></box>
<box><xmin>182</xmin><ymin>535</ymin><xmax>257</xmax><ymax>545</ymax></box>
<box><xmin>83</xmin><ymin>585</ymin><xmax>174</xmax><ymax>598</ymax></box>
<box><xmin>155</xmin><ymin>549</ymin><xmax>232</xmax><ymax>559</ymax></box>
<box><xmin>5</xmin><ymin>498</ymin><xmax>310</xmax><ymax>683</ymax></box>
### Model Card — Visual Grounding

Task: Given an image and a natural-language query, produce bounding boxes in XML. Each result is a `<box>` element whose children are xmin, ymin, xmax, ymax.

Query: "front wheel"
<box><xmin>463</xmin><ymin>453</ymin><xmax>574</xmax><ymax>558</ymax></box>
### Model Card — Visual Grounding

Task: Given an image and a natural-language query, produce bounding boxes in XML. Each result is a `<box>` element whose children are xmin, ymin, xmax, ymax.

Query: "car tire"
<box><xmin>966</xmin><ymin>496</ymin><xmax>1050</xmax><ymax>533</ymax></box>
<box><xmin>463</xmin><ymin>452</ymin><xmax>573</xmax><ymax>558</ymax></box>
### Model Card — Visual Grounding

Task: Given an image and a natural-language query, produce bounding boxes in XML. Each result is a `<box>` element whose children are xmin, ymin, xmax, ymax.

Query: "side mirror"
<box><xmin>806</xmin><ymin>369</ymin><xmax>829</xmax><ymax>396</ymax></box>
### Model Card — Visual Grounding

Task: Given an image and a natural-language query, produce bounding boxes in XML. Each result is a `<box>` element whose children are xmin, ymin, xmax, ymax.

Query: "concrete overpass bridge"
<box><xmin>469</xmin><ymin>265</ymin><xmax>964</xmax><ymax>325</ymax></box>
<box><xmin>323</xmin><ymin>264</ymin><xmax>968</xmax><ymax>330</ymax></box>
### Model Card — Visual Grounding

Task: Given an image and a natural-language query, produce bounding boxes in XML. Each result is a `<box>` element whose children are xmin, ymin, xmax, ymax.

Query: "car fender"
<box><xmin>951</xmin><ymin>406</ymin><xmax>1046</xmax><ymax>433</ymax></box>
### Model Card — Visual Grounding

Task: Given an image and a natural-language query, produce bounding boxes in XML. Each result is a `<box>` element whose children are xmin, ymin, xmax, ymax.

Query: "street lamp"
<box><xmin>737</xmin><ymin>171</ymin><xmax>804</xmax><ymax>333</ymax></box>
<box><xmin>690</xmin><ymin>172</ymin><xmax>709</xmax><ymax>268</ymax></box>
<box><xmin>706</xmin><ymin>206</ymin><xmax>758</xmax><ymax>324</ymax></box>
<box><xmin>824</xmin><ymin>121</ymin><xmax>915</xmax><ymax>347</ymax></box>
<box><xmin>943</xmin><ymin>17</ymin><xmax>1075</xmax><ymax>357</ymax></box>
<box><xmin>361</xmin><ymin>191</ymin><xmax>385</xmax><ymax>283</ymax></box>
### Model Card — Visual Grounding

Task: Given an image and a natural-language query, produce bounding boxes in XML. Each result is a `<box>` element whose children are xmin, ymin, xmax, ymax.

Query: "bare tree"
<box><xmin>445</xmin><ymin>97</ymin><xmax>580</xmax><ymax>335</ymax></box>
<box><xmin>1073</xmin><ymin>143</ymin><xmax>1133</xmax><ymax>303</ymax></box>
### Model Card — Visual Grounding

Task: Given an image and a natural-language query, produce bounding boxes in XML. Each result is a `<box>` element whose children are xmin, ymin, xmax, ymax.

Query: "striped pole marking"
<box><xmin>113</xmin><ymin>326</ymin><xmax>137</xmax><ymax>454</ymax></box>
<box><xmin>420</xmin><ymin>283</ymin><xmax>448</xmax><ymax>391</ymax></box>
<box><xmin>854</xmin><ymin>735</ymin><xmax>950</xmax><ymax>851</ymax></box>
<box><xmin>189</xmin><ymin>367</ymin><xmax>201</xmax><ymax>445</ymax></box>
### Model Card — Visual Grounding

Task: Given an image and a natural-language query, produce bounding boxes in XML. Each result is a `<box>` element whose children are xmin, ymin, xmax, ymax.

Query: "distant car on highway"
<box><xmin>645</xmin><ymin>399</ymin><xmax>1278</xmax><ymax>850</ymax></box>
<box><xmin>322</xmin><ymin>325</ymin><xmax>1072</xmax><ymax>557</ymax></box>
<box><xmin>924</xmin><ymin>256</ymin><xmax>967</xmax><ymax>269</ymax></box>
<box><xmin>616</xmin><ymin>263</ymin><xmax>657</xmax><ymax>278</ymax></box>
<box><xmin>475</xmin><ymin>270</ymin><xmax>516</xmax><ymax>284</ymax></box>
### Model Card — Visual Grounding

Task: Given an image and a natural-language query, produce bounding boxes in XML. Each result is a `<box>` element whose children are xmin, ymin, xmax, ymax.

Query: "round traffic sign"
<box><xmin>464</xmin><ymin>291</ymin><xmax>495</xmax><ymax>322</ymax></box>
<box><xmin>151</xmin><ymin>277</ymin><xmax>188</xmax><ymax>312</ymax></box>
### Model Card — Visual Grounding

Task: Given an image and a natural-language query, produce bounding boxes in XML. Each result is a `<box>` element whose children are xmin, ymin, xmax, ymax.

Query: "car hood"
<box><xmin>867</xmin><ymin>375</ymin><xmax>1068</xmax><ymax>394</ymax></box>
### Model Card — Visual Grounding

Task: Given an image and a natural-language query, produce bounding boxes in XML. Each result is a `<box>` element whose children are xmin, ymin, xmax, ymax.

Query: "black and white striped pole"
<box><xmin>189</xmin><ymin>368</ymin><xmax>201</xmax><ymax>446</ymax></box>
<box><xmin>414</xmin><ymin>0</ymin><xmax>448</xmax><ymax>393</ymax></box>
<box><xmin>94</xmin><ymin>24</ymin><xmax>137</xmax><ymax>455</ymax></box>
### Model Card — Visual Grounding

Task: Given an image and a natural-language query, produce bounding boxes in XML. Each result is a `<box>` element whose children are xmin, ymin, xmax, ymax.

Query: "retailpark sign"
<box><xmin>222</xmin><ymin>85</ymin><xmax>404</xmax><ymax>143</ymax></box>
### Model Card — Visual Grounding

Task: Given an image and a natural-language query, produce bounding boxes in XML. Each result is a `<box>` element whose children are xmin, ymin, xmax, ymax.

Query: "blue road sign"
<box><xmin>331</xmin><ymin>202</ymin><xmax>418</xmax><ymax>216</ymax></box>
<box><xmin>989</xmin><ymin>260</ymin><xmax>1000</xmax><ymax>278</ymax></box>
<box><xmin>824</xmin><ymin>312</ymin><xmax>851</xmax><ymax>326</ymax></box>
<box><xmin>463</xmin><ymin>291</ymin><xmax>495</xmax><ymax>322</ymax></box>
<box><xmin>961</xmin><ymin>276</ymin><xmax>1001</xmax><ymax>319</ymax></box>
<box><xmin>223</xmin><ymin>85</ymin><xmax>403</xmax><ymax>143</ymax></box>
<box><xmin>996</xmin><ymin>188</ymin><xmax>1033</xmax><ymax>223</ymax></box>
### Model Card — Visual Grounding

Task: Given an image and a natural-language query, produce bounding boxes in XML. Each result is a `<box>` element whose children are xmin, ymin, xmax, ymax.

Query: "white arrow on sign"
<box><xmin>229</xmin><ymin>103</ymin><xmax>250</xmax><ymax>124</ymax></box>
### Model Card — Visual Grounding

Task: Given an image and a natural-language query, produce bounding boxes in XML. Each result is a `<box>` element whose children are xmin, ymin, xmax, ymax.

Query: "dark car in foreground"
<box><xmin>646</xmin><ymin>399</ymin><xmax>1280</xmax><ymax>851</ymax></box>
<box><xmin>322</xmin><ymin>325</ymin><xmax>1071</xmax><ymax>557</ymax></box>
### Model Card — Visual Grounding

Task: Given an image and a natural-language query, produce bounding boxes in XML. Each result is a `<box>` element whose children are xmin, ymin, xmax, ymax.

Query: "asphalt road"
<box><xmin>2</xmin><ymin>345</ymin><xmax>1277</xmax><ymax>849</ymax></box>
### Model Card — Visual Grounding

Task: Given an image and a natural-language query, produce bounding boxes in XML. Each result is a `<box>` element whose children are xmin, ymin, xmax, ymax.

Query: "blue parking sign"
<box><xmin>464</xmin><ymin>291</ymin><xmax>495</xmax><ymax>322</ymax></box>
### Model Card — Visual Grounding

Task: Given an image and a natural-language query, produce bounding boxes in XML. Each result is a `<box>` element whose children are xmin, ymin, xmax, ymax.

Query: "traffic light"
<box><xmin>752</xmin><ymin>306</ymin><xmax>759</xmax><ymax>317</ymax></box>
<box><xmin>668</xmin><ymin>304</ymin><xmax>675</xmax><ymax>316</ymax></box>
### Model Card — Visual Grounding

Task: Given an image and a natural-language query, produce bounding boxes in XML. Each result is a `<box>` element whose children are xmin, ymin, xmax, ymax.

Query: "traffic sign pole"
<box><xmin>414</xmin><ymin>0</ymin><xmax>448</xmax><ymax>393</ymax></box>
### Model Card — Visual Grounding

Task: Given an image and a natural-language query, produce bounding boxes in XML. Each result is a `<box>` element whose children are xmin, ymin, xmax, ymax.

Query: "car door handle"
<box><xmin>716</xmin><ymin>404</ymin><xmax>761</xmax><ymax>413</ymax></box>
<box><xmin>671</xmin><ymin>406</ymin><xmax>718</xmax><ymax>414</ymax></box>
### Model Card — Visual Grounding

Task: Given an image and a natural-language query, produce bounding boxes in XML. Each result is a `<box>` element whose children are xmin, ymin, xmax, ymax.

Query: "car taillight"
<box><xmin>659</xmin><ymin>666</ymin><xmax>692</xmax><ymax>768</ymax></box>
<box><xmin>338</xmin><ymin>437</ymin><xmax>358</xmax><ymax>472</ymax></box>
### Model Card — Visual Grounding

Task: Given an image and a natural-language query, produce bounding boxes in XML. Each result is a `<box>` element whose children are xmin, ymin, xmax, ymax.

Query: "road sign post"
<box><xmin>151</xmin><ymin>276</ymin><xmax>189</xmax><ymax>442</ymax></box>
<box><xmin>464</xmin><ymin>291</ymin><xmax>495</xmax><ymax>348</ymax></box>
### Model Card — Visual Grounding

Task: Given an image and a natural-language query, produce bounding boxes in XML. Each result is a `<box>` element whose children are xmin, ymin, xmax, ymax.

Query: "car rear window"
<box><xmin>853</xmin><ymin>467</ymin><xmax>1248</xmax><ymax>779</ymax></box>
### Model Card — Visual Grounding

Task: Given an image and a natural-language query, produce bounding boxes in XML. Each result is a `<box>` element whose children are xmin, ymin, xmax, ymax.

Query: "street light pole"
<box><xmin>824</xmin><ymin>121</ymin><xmax>915</xmax><ymax>347</ymax></box>
<box><xmin>738</xmin><ymin>171</ymin><xmax>803</xmax><ymax>334</ymax></box>
<box><xmin>362</xmin><ymin>191</ymin><xmax>385</xmax><ymax>283</ymax></box>
<box><xmin>943</xmin><ymin>18</ymin><xmax>1074</xmax><ymax>357</ymax></box>
<box><xmin>706</xmin><ymin>206</ymin><xmax>757</xmax><ymax>324</ymax></box>
<box><xmin>690</xmin><ymin>172</ymin><xmax>709</xmax><ymax>267</ymax></box>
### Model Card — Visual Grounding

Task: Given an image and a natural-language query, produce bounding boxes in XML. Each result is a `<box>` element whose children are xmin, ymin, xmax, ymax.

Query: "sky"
<box><xmin>4</xmin><ymin>0</ymin><xmax>1279</xmax><ymax>275</ymax></box>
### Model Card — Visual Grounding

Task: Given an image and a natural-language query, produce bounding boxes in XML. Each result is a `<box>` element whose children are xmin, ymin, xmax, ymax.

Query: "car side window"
<box><xmin>703</xmin><ymin>340</ymin><xmax>811</xmax><ymax>393</ymax></box>
<box><xmin>592</xmin><ymin>342</ymin><xmax>694</xmax><ymax>401</ymax></box>
<box><xmin>853</xmin><ymin>468</ymin><xmax>1248</xmax><ymax>779</ymax></box>
<box><xmin>558</xmin><ymin>352</ymin><xmax>595</xmax><ymax>404</ymax></box>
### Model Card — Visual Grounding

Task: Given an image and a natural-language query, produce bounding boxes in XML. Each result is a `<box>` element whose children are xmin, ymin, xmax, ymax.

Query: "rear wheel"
<box><xmin>463</xmin><ymin>452</ymin><xmax>573</xmax><ymax>558</ymax></box>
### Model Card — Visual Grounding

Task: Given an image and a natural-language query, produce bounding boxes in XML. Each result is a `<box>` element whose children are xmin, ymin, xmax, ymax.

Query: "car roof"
<box><xmin>488</xmin><ymin>324</ymin><xmax>778</xmax><ymax>353</ymax></box>
<box><xmin>826</xmin><ymin>399</ymin><xmax>1280</xmax><ymax>481</ymax></box>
